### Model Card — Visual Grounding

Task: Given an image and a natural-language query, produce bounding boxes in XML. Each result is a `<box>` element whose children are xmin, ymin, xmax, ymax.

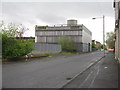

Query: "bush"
<box><xmin>2</xmin><ymin>34</ymin><xmax>34</xmax><ymax>58</ymax></box>
<box><xmin>58</xmin><ymin>36</ymin><xmax>76</xmax><ymax>52</ymax></box>
<box><xmin>92</xmin><ymin>42</ymin><xmax>96</xmax><ymax>48</ymax></box>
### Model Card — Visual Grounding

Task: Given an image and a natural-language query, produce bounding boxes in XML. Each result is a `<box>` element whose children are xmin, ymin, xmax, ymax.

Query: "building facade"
<box><xmin>114</xmin><ymin>0</ymin><xmax>120</xmax><ymax>62</ymax></box>
<box><xmin>92</xmin><ymin>40</ymin><xmax>101</xmax><ymax>49</ymax></box>
<box><xmin>35</xmin><ymin>20</ymin><xmax>92</xmax><ymax>52</ymax></box>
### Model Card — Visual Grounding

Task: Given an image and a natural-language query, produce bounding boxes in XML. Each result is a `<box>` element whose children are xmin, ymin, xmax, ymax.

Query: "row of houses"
<box><xmin>114</xmin><ymin>0</ymin><xmax>120</xmax><ymax>62</ymax></box>
<box><xmin>92</xmin><ymin>40</ymin><xmax>101</xmax><ymax>48</ymax></box>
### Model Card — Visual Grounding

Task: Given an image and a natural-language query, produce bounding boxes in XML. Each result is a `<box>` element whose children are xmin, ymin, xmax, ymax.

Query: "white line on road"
<box><xmin>78</xmin><ymin>71</ymin><xmax>93</xmax><ymax>88</ymax></box>
<box><xmin>89</xmin><ymin>66</ymin><xmax>100</xmax><ymax>88</ymax></box>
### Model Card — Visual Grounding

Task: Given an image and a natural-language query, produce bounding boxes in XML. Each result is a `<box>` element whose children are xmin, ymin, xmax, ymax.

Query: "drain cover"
<box><xmin>66</xmin><ymin>77</ymin><xmax>72</xmax><ymax>80</ymax></box>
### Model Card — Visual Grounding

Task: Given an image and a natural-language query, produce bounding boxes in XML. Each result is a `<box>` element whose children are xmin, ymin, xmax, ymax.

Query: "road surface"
<box><xmin>3</xmin><ymin>51</ymin><xmax>104</xmax><ymax>88</ymax></box>
<box><xmin>62</xmin><ymin>53</ymin><xmax>118</xmax><ymax>88</ymax></box>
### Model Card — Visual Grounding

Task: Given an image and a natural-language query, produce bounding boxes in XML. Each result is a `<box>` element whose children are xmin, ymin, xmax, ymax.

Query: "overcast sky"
<box><xmin>1</xmin><ymin>1</ymin><xmax>115</xmax><ymax>43</ymax></box>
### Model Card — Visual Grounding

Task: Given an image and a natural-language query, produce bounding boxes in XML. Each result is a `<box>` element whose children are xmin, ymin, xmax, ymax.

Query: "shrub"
<box><xmin>92</xmin><ymin>42</ymin><xmax>96</xmax><ymax>48</ymax></box>
<box><xmin>58</xmin><ymin>36</ymin><xmax>76</xmax><ymax>52</ymax></box>
<box><xmin>2</xmin><ymin>34</ymin><xmax>34</xmax><ymax>58</ymax></box>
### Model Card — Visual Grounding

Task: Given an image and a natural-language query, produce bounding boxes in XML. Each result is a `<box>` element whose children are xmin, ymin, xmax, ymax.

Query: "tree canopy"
<box><xmin>106</xmin><ymin>32</ymin><xmax>115</xmax><ymax>49</ymax></box>
<box><xmin>1</xmin><ymin>21</ymin><xmax>34</xmax><ymax>59</ymax></box>
<box><xmin>0</xmin><ymin>21</ymin><xmax>28</xmax><ymax>37</ymax></box>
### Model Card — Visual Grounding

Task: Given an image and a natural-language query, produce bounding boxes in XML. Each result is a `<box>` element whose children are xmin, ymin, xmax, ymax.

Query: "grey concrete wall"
<box><xmin>81</xmin><ymin>25</ymin><xmax>92</xmax><ymax>52</ymax></box>
<box><xmin>82</xmin><ymin>43</ymin><xmax>90</xmax><ymax>52</ymax></box>
<box><xmin>82</xmin><ymin>25</ymin><xmax>92</xmax><ymax>45</ymax></box>
<box><xmin>75</xmin><ymin>43</ymin><xmax>91</xmax><ymax>52</ymax></box>
<box><xmin>75</xmin><ymin>43</ymin><xmax>83</xmax><ymax>52</ymax></box>
<box><xmin>32</xmin><ymin>43</ymin><xmax>90</xmax><ymax>54</ymax></box>
<box><xmin>32</xmin><ymin>43</ymin><xmax>62</xmax><ymax>54</ymax></box>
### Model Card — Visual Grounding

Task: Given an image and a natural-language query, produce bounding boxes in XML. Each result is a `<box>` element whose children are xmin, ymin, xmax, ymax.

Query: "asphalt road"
<box><xmin>3</xmin><ymin>51</ymin><xmax>104</xmax><ymax>88</ymax></box>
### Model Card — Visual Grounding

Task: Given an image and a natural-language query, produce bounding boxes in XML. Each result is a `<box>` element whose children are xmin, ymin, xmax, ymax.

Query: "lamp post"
<box><xmin>92</xmin><ymin>15</ymin><xmax>105</xmax><ymax>57</ymax></box>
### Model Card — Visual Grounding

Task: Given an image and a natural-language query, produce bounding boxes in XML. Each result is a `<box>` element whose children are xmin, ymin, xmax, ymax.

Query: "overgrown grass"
<box><xmin>2</xmin><ymin>51</ymin><xmax>90</xmax><ymax>64</ymax></box>
<box><xmin>59</xmin><ymin>51</ymin><xmax>77</xmax><ymax>54</ymax></box>
<box><xmin>59</xmin><ymin>51</ymin><xmax>89</xmax><ymax>55</ymax></box>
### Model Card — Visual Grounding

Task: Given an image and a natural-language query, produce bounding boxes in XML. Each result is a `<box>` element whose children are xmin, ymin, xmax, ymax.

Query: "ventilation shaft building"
<box><xmin>35</xmin><ymin>20</ymin><xmax>92</xmax><ymax>52</ymax></box>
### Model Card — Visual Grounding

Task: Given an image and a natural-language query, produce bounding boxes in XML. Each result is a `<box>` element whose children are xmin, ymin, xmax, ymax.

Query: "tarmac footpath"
<box><xmin>61</xmin><ymin>53</ymin><xmax>119</xmax><ymax>89</ymax></box>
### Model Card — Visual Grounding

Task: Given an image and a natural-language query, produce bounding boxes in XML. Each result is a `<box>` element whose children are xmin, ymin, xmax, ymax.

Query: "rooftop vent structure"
<box><xmin>67</xmin><ymin>19</ymin><xmax>77</xmax><ymax>26</ymax></box>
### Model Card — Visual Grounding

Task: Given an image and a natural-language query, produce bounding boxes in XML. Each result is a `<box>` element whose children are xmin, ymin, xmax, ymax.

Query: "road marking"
<box><xmin>89</xmin><ymin>66</ymin><xmax>100</xmax><ymax>88</ymax></box>
<box><xmin>78</xmin><ymin>71</ymin><xmax>93</xmax><ymax>88</ymax></box>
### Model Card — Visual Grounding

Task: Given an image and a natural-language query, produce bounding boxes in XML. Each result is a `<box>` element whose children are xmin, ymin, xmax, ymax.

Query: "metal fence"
<box><xmin>32</xmin><ymin>43</ymin><xmax>62</xmax><ymax>54</ymax></box>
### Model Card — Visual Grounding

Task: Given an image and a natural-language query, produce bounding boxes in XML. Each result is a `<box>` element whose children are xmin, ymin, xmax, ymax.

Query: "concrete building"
<box><xmin>114</xmin><ymin>0</ymin><xmax>120</xmax><ymax>62</ymax></box>
<box><xmin>35</xmin><ymin>20</ymin><xmax>92</xmax><ymax>52</ymax></box>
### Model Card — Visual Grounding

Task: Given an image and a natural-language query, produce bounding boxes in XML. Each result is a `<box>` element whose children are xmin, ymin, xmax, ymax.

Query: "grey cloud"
<box><xmin>36</xmin><ymin>13</ymin><xmax>66</xmax><ymax>24</ymax></box>
<box><xmin>2</xmin><ymin>2</ymin><xmax>114</xmax><ymax>25</ymax></box>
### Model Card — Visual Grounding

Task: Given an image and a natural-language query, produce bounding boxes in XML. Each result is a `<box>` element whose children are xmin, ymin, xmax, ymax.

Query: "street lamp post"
<box><xmin>92</xmin><ymin>15</ymin><xmax>105</xmax><ymax>57</ymax></box>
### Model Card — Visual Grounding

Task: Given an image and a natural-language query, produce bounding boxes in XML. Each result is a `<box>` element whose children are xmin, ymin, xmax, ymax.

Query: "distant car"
<box><xmin>101</xmin><ymin>49</ymin><xmax>104</xmax><ymax>51</ymax></box>
<box><xmin>108</xmin><ymin>49</ymin><xmax>114</xmax><ymax>52</ymax></box>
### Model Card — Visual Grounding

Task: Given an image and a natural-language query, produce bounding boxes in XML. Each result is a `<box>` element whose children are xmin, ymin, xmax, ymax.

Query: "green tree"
<box><xmin>106</xmin><ymin>32</ymin><xmax>115</xmax><ymax>49</ymax></box>
<box><xmin>101</xmin><ymin>44</ymin><xmax>104</xmax><ymax>49</ymax></box>
<box><xmin>101</xmin><ymin>44</ymin><xmax>106</xmax><ymax>49</ymax></box>
<box><xmin>0</xmin><ymin>21</ymin><xmax>28</xmax><ymax>37</ymax></box>
<box><xmin>58</xmin><ymin>36</ymin><xmax>76</xmax><ymax>52</ymax></box>
<box><xmin>1</xmin><ymin>21</ymin><xmax>34</xmax><ymax>59</ymax></box>
<box><xmin>92</xmin><ymin>42</ymin><xmax>96</xmax><ymax>48</ymax></box>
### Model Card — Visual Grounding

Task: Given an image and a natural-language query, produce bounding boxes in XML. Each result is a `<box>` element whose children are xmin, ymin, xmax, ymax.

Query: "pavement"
<box><xmin>62</xmin><ymin>53</ymin><xmax>119</xmax><ymax>89</ymax></box>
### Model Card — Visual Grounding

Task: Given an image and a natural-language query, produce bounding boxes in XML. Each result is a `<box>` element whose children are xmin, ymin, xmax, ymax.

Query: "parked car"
<box><xmin>108</xmin><ymin>49</ymin><xmax>115</xmax><ymax>52</ymax></box>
